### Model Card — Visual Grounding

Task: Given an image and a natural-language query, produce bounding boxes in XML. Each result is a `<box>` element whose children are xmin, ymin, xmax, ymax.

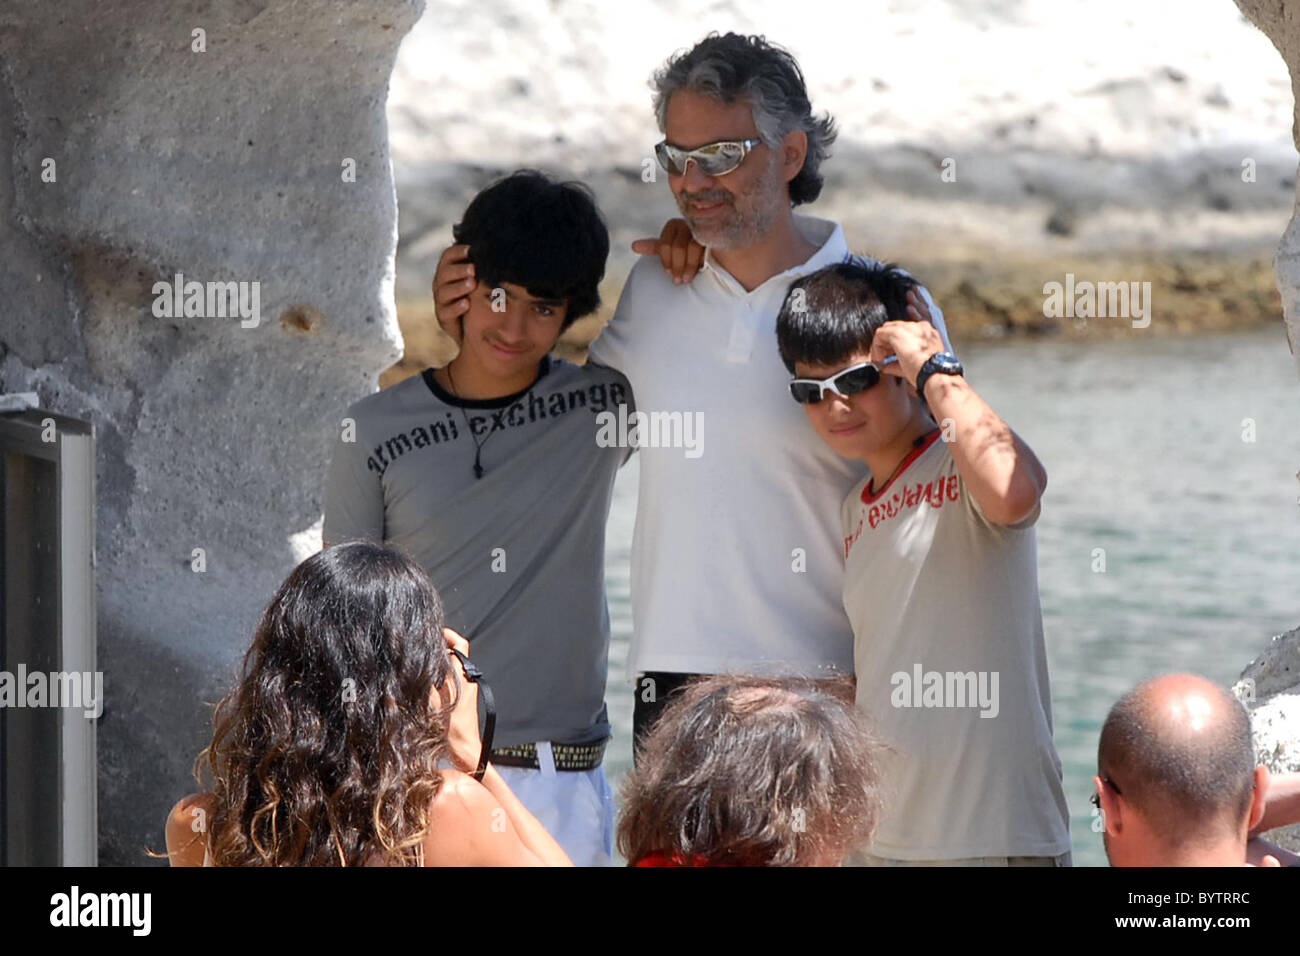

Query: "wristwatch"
<box><xmin>915</xmin><ymin>351</ymin><xmax>964</xmax><ymax>399</ymax></box>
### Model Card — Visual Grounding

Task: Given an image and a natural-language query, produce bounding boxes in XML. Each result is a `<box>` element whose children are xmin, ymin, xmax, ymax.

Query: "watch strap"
<box><xmin>916</xmin><ymin>351</ymin><xmax>963</xmax><ymax>399</ymax></box>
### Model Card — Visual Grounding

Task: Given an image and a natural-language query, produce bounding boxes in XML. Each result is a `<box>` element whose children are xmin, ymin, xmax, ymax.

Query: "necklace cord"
<box><xmin>443</xmin><ymin>364</ymin><xmax>518</xmax><ymax>480</ymax></box>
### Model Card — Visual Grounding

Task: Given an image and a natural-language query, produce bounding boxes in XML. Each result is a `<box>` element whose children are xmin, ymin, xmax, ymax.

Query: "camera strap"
<box><xmin>448</xmin><ymin>647</ymin><xmax>495</xmax><ymax>782</ymax></box>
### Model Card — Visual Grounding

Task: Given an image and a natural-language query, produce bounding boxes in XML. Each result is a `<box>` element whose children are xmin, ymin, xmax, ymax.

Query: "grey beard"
<box><xmin>681</xmin><ymin>159</ymin><xmax>785</xmax><ymax>251</ymax></box>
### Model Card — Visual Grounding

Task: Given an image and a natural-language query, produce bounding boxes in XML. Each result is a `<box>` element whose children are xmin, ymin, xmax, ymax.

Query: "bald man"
<box><xmin>1095</xmin><ymin>673</ymin><xmax>1298</xmax><ymax>866</ymax></box>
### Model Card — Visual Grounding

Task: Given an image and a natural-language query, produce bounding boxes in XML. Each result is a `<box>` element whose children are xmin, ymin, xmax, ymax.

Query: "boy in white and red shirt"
<box><xmin>775</xmin><ymin>259</ymin><xmax>1071</xmax><ymax>865</ymax></box>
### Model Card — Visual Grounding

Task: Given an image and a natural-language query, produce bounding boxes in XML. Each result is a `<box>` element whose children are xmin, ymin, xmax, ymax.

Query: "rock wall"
<box><xmin>0</xmin><ymin>0</ymin><xmax>422</xmax><ymax>863</ymax></box>
<box><xmin>1235</xmin><ymin>627</ymin><xmax>1300</xmax><ymax>852</ymax></box>
<box><xmin>1235</xmin><ymin>0</ymin><xmax>1300</xmax><ymax>852</ymax></box>
<box><xmin>1238</xmin><ymin>0</ymin><xmax>1300</xmax><ymax>376</ymax></box>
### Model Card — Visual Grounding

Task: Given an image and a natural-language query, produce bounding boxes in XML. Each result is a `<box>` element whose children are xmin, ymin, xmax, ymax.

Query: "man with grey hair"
<box><xmin>586</xmin><ymin>32</ymin><xmax>951</xmax><ymax>748</ymax></box>
<box><xmin>1095</xmin><ymin>672</ymin><xmax>1300</xmax><ymax>866</ymax></box>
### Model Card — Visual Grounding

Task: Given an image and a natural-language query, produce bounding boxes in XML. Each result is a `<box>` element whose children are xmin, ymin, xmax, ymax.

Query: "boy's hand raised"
<box><xmin>632</xmin><ymin>218</ymin><xmax>705</xmax><ymax>284</ymax></box>
<box><xmin>432</xmin><ymin>244</ymin><xmax>477</xmax><ymax>347</ymax></box>
<box><xmin>870</xmin><ymin>312</ymin><xmax>945</xmax><ymax>388</ymax></box>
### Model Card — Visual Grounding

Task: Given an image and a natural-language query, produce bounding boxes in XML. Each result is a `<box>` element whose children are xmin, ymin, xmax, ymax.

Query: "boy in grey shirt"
<box><xmin>324</xmin><ymin>170</ymin><xmax>633</xmax><ymax>865</ymax></box>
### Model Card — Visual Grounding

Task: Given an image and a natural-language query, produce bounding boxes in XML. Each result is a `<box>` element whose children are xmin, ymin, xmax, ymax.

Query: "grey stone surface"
<box><xmin>1234</xmin><ymin>0</ymin><xmax>1300</xmax><ymax>852</ymax></box>
<box><xmin>1234</xmin><ymin>627</ymin><xmax>1300</xmax><ymax>852</ymax></box>
<box><xmin>1238</xmin><ymin>0</ymin><xmax>1300</xmax><ymax>377</ymax></box>
<box><xmin>0</xmin><ymin>0</ymin><xmax>421</xmax><ymax>864</ymax></box>
<box><xmin>1233</xmin><ymin>0</ymin><xmax>1300</xmax><ymax>853</ymax></box>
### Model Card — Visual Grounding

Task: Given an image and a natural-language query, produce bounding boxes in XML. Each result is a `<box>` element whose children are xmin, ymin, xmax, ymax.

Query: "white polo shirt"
<box><xmin>589</xmin><ymin>215</ymin><xmax>949</xmax><ymax>677</ymax></box>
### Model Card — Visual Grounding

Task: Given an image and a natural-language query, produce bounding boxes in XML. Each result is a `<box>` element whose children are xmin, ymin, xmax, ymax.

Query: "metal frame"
<box><xmin>0</xmin><ymin>407</ymin><xmax>96</xmax><ymax>865</ymax></box>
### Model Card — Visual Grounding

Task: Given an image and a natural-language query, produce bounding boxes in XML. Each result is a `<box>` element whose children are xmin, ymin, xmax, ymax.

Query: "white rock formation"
<box><xmin>1235</xmin><ymin>627</ymin><xmax>1300</xmax><ymax>851</ymax></box>
<box><xmin>1234</xmin><ymin>0</ymin><xmax>1300</xmax><ymax>853</ymax></box>
<box><xmin>1238</xmin><ymin>0</ymin><xmax>1300</xmax><ymax>376</ymax></box>
<box><xmin>390</xmin><ymin>0</ymin><xmax>1298</xmax><ymax>303</ymax></box>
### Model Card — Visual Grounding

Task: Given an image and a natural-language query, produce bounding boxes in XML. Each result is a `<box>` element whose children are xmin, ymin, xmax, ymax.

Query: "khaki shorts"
<box><xmin>853</xmin><ymin>850</ymin><xmax>1072</xmax><ymax>867</ymax></box>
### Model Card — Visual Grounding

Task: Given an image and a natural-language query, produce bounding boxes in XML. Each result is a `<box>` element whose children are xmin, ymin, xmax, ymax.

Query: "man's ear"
<box><xmin>779</xmin><ymin>129</ymin><xmax>808</xmax><ymax>185</ymax></box>
<box><xmin>1095</xmin><ymin>774</ymin><xmax>1123</xmax><ymax>836</ymax></box>
<box><xmin>1248</xmin><ymin>765</ymin><xmax>1270</xmax><ymax>832</ymax></box>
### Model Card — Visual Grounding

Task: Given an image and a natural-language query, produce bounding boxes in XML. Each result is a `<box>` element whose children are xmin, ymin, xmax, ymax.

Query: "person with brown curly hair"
<box><xmin>163</xmin><ymin>541</ymin><xmax>571</xmax><ymax>866</ymax></box>
<box><xmin>617</xmin><ymin>675</ymin><xmax>889</xmax><ymax>866</ymax></box>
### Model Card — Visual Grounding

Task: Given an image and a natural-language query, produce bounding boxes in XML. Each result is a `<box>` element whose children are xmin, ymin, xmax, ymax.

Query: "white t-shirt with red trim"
<box><xmin>841</xmin><ymin>430</ymin><xmax>1071</xmax><ymax>860</ymax></box>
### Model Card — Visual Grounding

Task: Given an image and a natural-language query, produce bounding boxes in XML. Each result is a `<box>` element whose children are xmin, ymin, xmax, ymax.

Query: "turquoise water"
<box><xmin>599</xmin><ymin>326</ymin><xmax>1300</xmax><ymax>867</ymax></box>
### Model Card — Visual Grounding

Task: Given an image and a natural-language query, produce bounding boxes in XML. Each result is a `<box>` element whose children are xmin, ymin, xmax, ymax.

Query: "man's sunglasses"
<box><xmin>788</xmin><ymin>359</ymin><xmax>898</xmax><ymax>405</ymax></box>
<box><xmin>654</xmin><ymin>137</ymin><xmax>764</xmax><ymax>177</ymax></box>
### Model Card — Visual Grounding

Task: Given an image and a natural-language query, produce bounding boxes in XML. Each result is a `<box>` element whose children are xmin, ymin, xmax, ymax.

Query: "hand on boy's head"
<box><xmin>632</xmin><ymin>217</ymin><xmax>704</xmax><ymax>284</ymax></box>
<box><xmin>432</xmin><ymin>244</ymin><xmax>477</xmax><ymax>345</ymax></box>
<box><xmin>870</xmin><ymin>319</ymin><xmax>945</xmax><ymax>386</ymax></box>
<box><xmin>905</xmin><ymin>288</ymin><xmax>933</xmax><ymax>324</ymax></box>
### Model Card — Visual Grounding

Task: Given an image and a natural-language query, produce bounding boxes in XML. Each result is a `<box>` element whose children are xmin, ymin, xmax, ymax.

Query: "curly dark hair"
<box><xmin>652</xmin><ymin>33</ymin><xmax>837</xmax><ymax>207</ymax></box>
<box><xmin>199</xmin><ymin>541</ymin><xmax>457</xmax><ymax>866</ymax></box>
<box><xmin>618</xmin><ymin>675</ymin><xmax>889</xmax><ymax>866</ymax></box>
<box><xmin>452</xmin><ymin>169</ymin><xmax>609</xmax><ymax>329</ymax></box>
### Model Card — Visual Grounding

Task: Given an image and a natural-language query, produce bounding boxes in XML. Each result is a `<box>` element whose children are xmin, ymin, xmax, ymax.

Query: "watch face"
<box><xmin>917</xmin><ymin>354</ymin><xmax>963</xmax><ymax>400</ymax></box>
<box><xmin>926</xmin><ymin>352</ymin><xmax>961</xmax><ymax>374</ymax></box>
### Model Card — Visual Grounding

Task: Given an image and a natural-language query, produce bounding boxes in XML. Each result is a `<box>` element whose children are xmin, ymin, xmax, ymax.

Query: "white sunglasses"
<box><xmin>788</xmin><ymin>357</ymin><xmax>898</xmax><ymax>404</ymax></box>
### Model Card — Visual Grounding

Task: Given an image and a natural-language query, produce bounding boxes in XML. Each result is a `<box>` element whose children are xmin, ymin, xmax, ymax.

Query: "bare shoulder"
<box><xmin>165</xmin><ymin>792</ymin><xmax>216</xmax><ymax>867</ymax></box>
<box><xmin>168</xmin><ymin>791</ymin><xmax>216</xmax><ymax>825</ymax></box>
<box><xmin>428</xmin><ymin>768</ymin><xmax>489</xmax><ymax>816</ymax></box>
<box><xmin>423</xmin><ymin>769</ymin><xmax>528</xmax><ymax>866</ymax></box>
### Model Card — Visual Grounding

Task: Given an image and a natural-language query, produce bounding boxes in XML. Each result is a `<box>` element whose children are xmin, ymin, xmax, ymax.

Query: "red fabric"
<box><xmin>860</xmin><ymin>429</ymin><xmax>943</xmax><ymax>503</ymax></box>
<box><xmin>633</xmin><ymin>850</ymin><xmax>718</xmax><ymax>867</ymax></box>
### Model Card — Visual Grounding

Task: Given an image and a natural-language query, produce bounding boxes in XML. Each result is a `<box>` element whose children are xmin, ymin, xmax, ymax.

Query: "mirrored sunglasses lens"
<box><xmin>655</xmin><ymin>143</ymin><xmax>682</xmax><ymax>174</ymax></box>
<box><xmin>697</xmin><ymin>143</ymin><xmax>743</xmax><ymax>176</ymax></box>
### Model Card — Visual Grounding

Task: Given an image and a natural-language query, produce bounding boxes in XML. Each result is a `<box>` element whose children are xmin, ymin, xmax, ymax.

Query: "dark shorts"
<box><xmin>632</xmin><ymin>671</ymin><xmax>702</xmax><ymax>765</ymax></box>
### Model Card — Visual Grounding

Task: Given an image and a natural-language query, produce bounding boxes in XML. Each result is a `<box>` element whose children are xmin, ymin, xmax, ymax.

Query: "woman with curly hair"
<box><xmin>163</xmin><ymin>541</ymin><xmax>570</xmax><ymax>866</ymax></box>
<box><xmin>618</xmin><ymin>675</ymin><xmax>890</xmax><ymax>866</ymax></box>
